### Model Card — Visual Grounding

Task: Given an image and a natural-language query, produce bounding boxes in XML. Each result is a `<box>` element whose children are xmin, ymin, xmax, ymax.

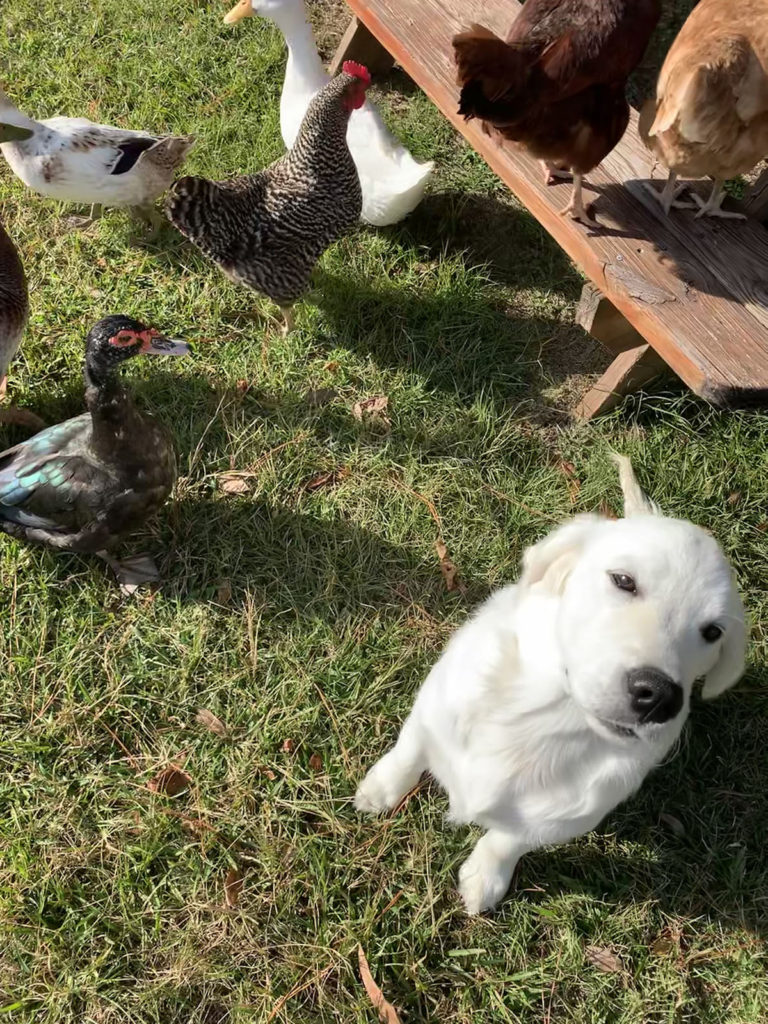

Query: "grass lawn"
<box><xmin>1</xmin><ymin>1</ymin><xmax>767</xmax><ymax>1021</ymax></box>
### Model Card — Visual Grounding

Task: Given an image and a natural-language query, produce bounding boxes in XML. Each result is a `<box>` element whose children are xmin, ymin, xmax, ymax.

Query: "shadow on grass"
<box><xmin>141</xmin><ymin>187</ymin><xmax>612</xmax><ymax>413</ymax></box>
<box><xmin>163</xmin><ymin>493</ymin><xmax>491</xmax><ymax>617</ymax></box>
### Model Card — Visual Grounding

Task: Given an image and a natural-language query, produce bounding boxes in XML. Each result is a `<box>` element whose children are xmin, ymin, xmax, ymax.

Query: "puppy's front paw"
<box><xmin>354</xmin><ymin>764</ymin><xmax>399</xmax><ymax>815</ymax></box>
<box><xmin>458</xmin><ymin>847</ymin><xmax>514</xmax><ymax>915</ymax></box>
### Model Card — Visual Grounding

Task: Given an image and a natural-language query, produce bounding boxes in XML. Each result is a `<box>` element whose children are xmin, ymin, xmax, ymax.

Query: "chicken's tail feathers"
<box><xmin>165</xmin><ymin>175</ymin><xmax>218</xmax><ymax>239</ymax></box>
<box><xmin>453</xmin><ymin>23</ymin><xmax>530</xmax><ymax>115</ymax></box>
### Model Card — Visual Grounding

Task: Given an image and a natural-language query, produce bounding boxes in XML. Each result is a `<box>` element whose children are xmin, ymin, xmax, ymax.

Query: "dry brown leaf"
<box><xmin>218</xmin><ymin>473</ymin><xmax>251</xmax><ymax>495</ymax></box>
<box><xmin>659</xmin><ymin>812</ymin><xmax>685</xmax><ymax>837</ymax></box>
<box><xmin>309</xmin><ymin>753</ymin><xmax>323</xmax><ymax>771</ymax></box>
<box><xmin>224</xmin><ymin>867</ymin><xmax>243</xmax><ymax>908</ymax></box>
<box><xmin>324</xmin><ymin>360</ymin><xmax>340</xmax><ymax>372</ymax></box>
<box><xmin>352</xmin><ymin>395</ymin><xmax>391</xmax><ymax>431</ymax></box>
<box><xmin>358</xmin><ymin>946</ymin><xmax>402</xmax><ymax>1024</ymax></box>
<box><xmin>585</xmin><ymin>946</ymin><xmax>623</xmax><ymax>974</ymax></box>
<box><xmin>196</xmin><ymin>708</ymin><xmax>228</xmax><ymax>738</ymax></box>
<box><xmin>148</xmin><ymin>763</ymin><xmax>191</xmax><ymax>796</ymax></box>
<box><xmin>282</xmin><ymin>738</ymin><xmax>295</xmax><ymax>753</ymax></box>
<box><xmin>435</xmin><ymin>539</ymin><xmax>459</xmax><ymax>592</ymax></box>
<box><xmin>304</xmin><ymin>387</ymin><xmax>338</xmax><ymax>407</ymax></box>
<box><xmin>303</xmin><ymin>467</ymin><xmax>348</xmax><ymax>492</ymax></box>
<box><xmin>557</xmin><ymin>460</ymin><xmax>581</xmax><ymax>504</ymax></box>
<box><xmin>263</xmin><ymin>768</ymin><xmax>277</xmax><ymax>781</ymax></box>
<box><xmin>650</xmin><ymin>935</ymin><xmax>675</xmax><ymax>956</ymax></box>
<box><xmin>216</xmin><ymin>579</ymin><xmax>233</xmax><ymax>605</ymax></box>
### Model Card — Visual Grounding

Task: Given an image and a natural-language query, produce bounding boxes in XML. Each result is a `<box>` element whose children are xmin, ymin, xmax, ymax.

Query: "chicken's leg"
<box><xmin>280</xmin><ymin>306</ymin><xmax>296</xmax><ymax>337</ymax></box>
<box><xmin>541</xmin><ymin>160</ymin><xmax>571</xmax><ymax>185</ymax></box>
<box><xmin>560</xmin><ymin>173</ymin><xmax>600</xmax><ymax>229</ymax></box>
<box><xmin>692</xmin><ymin>179</ymin><xmax>746</xmax><ymax>220</ymax></box>
<box><xmin>644</xmin><ymin>171</ymin><xmax>697</xmax><ymax>215</ymax></box>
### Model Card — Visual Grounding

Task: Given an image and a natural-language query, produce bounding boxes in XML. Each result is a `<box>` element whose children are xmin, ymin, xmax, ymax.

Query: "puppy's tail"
<box><xmin>610</xmin><ymin>453</ymin><xmax>661</xmax><ymax>517</ymax></box>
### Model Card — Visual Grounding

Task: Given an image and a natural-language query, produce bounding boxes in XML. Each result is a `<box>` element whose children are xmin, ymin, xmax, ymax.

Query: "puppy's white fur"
<box><xmin>355</xmin><ymin>458</ymin><xmax>746</xmax><ymax>913</ymax></box>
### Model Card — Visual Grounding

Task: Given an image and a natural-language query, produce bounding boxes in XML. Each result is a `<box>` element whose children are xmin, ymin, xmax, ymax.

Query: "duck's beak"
<box><xmin>224</xmin><ymin>0</ymin><xmax>253</xmax><ymax>24</ymax></box>
<box><xmin>0</xmin><ymin>123</ymin><xmax>34</xmax><ymax>143</ymax></box>
<box><xmin>144</xmin><ymin>335</ymin><xmax>192</xmax><ymax>357</ymax></box>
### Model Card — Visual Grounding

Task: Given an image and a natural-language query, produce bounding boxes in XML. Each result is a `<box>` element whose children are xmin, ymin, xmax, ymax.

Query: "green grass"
<box><xmin>1</xmin><ymin>1</ymin><xmax>767</xmax><ymax>1021</ymax></box>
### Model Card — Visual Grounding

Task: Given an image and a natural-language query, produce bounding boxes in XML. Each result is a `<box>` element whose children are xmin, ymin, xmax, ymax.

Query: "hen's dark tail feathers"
<box><xmin>164</xmin><ymin>175</ymin><xmax>220</xmax><ymax>244</ymax></box>
<box><xmin>453</xmin><ymin>23</ymin><xmax>530</xmax><ymax>121</ymax></box>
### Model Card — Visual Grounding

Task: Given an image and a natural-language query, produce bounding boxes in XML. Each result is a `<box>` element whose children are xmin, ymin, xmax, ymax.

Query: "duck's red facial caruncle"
<box><xmin>108</xmin><ymin>328</ymin><xmax>151</xmax><ymax>349</ymax></box>
<box><xmin>108</xmin><ymin>327</ymin><xmax>190</xmax><ymax>357</ymax></box>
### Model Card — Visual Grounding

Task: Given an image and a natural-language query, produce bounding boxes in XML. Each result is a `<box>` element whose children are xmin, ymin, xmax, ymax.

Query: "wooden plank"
<box><xmin>576</xmin><ymin>344</ymin><xmax>668</xmax><ymax>419</ymax></box>
<box><xmin>342</xmin><ymin>0</ymin><xmax>768</xmax><ymax>407</ymax></box>
<box><xmin>576</xmin><ymin>282</ymin><xmax>647</xmax><ymax>353</ymax></box>
<box><xmin>745</xmin><ymin>168</ymin><xmax>768</xmax><ymax>222</ymax></box>
<box><xmin>329</xmin><ymin>15</ymin><xmax>395</xmax><ymax>75</ymax></box>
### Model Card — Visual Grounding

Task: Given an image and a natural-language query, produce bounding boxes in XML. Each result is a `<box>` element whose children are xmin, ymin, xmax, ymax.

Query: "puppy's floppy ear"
<box><xmin>611</xmin><ymin>453</ymin><xmax>662</xmax><ymax>517</ymax></box>
<box><xmin>520</xmin><ymin>515</ymin><xmax>603</xmax><ymax>595</ymax></box>
<box><xmin>701</xmin><ymin>587</ymin><xmax>748</xmax><ymax>699</ymax></box>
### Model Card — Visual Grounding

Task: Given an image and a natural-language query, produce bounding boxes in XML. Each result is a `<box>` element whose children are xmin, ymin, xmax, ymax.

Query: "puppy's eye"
<box><xmin>702</xmin><ymin>623</ymin><xmax>723</xmax><ymax>643</ymax></box>
<box><xmin>610</xmin><ymin>572</ymin><xmax>637</xmax><ymax>594</ymax></box>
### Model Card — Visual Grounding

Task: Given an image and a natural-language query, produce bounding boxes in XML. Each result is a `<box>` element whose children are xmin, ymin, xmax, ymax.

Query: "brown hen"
<box><xmin>453</xmin><ymin>0</ymin><xmax>661</xmax><ymax>227</ymax></box>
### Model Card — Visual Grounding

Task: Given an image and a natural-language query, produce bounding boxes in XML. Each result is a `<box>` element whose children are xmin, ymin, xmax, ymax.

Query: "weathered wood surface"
<box><xmin>337</xmin><ymin>0</ymin><xmax>768</xmax><ymax>408</ymax></box>
<box><xmin>328</xmin><ymin>16</ymin><xmax>395</xmax><ymax>75</ymax></box>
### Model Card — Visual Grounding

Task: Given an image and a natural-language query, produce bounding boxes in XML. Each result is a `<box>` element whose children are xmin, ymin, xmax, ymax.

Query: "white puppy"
<box><xmin>355</xmin><ymin>457</ymin><xmax>746</xmax><ymax>914</ymax></box>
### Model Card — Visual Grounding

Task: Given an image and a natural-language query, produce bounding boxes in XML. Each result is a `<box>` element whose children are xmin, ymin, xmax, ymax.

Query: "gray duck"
<box><xmin>0</xmin><ymin>315</ymin><xmax>190</xmax><ymax>591</ymax></box>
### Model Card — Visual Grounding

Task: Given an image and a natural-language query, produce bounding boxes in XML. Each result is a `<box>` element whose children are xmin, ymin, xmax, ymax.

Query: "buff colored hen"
<box><xmin>641</xmin><ymin>0</ymin><xmax>768</xmax><ymax>219</ymax></box>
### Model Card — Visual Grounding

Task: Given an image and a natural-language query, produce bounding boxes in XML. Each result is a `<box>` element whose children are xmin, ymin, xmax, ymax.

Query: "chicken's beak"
<box><xmin>144</xmin><ymin>335</ymin><xmax>192</xmax><ymax>357</ymax></box>
<box><xmin>224</xmin><ymin>0</ymin><xmax>253</xmax><ymax>24</ymax></box>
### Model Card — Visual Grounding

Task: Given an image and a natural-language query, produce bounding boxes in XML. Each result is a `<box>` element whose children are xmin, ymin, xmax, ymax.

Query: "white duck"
<box><xmin>224</xmin><ymin>0</ymin><xmax>433</xmax><ymax>226</ymax></box>
<box><xmin>0</xmin><ymin>86</ymin><xmax>194</xmax><ymax>227</ymax></box>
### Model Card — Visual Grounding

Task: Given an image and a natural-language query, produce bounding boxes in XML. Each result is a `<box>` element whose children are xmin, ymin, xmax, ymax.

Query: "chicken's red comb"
<box><xmin>342</xmin><ymin>60</ymin><xmax>371</xmax><ymax>85</ymax></box>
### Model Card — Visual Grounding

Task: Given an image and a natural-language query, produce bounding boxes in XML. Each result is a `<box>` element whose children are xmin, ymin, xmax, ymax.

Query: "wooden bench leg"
<box><xmin>574</xmin><ymin>283</ymin><xmax>668</xmax><ymax>419</ymax></box>
<box><xmin>329</xmin><ymin>16</ymin><xmax>396</xmax><ymax>76</ymax></box>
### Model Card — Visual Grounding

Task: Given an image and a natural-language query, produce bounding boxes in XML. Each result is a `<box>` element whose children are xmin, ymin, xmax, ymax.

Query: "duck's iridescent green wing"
<box><xmin>0</xmin><ymin>414</ymin><xmax>108</xmax><ymax>530</ymax></box>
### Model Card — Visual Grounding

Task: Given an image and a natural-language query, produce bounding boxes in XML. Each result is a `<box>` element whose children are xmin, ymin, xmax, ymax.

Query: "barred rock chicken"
<box><xmin>453</xmin><ymin>0</ymin><xmax>661</xmax><ymax>228</ymax></box>
<box><xmin>165</xmin><ymin>63</ymin><xmax>370</xmax><ymax>334</ymax></box>
<box><xmin>640</xmin><ymin>0</ymin><xmax>768</xmax><ymax>219</ymax></box>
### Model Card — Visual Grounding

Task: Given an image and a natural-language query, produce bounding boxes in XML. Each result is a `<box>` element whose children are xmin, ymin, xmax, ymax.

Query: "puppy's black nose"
<box><xmin>626</xmin><ymin>668</ymin><xmax>683</xmax><ymax>724</ymax></box>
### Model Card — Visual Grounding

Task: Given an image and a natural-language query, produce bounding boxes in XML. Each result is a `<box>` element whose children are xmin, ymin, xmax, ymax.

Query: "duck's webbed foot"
<box><xmin>98</xmin><ymin>551</ymin><xmax>161</xmax><ymax>595</ymax></box>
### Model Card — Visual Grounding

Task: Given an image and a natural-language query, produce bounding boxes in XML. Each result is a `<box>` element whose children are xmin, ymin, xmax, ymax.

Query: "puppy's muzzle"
<box><xmin>626</xmin><ymin>667</ymin><xmax>683</xmax><ymax>724</ymax></box>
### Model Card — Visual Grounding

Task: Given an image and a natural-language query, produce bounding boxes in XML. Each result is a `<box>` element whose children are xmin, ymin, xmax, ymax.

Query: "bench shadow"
<box><xmin>160</xmin><ymin>493</ymin><xmax>492</xmax><ymax>618</ymax></box>
<box><xmin>582</xmin><ymin>178</ymin><xmax>768</xmax><ymax>315</ymax></box>
<box><xmin>390</xmin><ymin>188</ymin><xmax>586</xmax><ymax>295</ymax></box>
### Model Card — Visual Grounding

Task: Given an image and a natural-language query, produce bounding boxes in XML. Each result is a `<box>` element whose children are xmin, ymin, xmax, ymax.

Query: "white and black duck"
<box><xmin>0</xmin><ymin>86</ymin><xmax>194</xmax><ymax>229</ymax></box>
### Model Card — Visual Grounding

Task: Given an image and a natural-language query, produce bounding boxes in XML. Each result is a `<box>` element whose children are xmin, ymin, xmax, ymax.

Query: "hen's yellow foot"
<box><xmin>693</xmin><ymin>182</ymin><xmax>746</xmax><ymax>220</ymax></box>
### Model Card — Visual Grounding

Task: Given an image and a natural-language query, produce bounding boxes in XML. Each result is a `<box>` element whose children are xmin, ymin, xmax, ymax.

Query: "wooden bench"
<box><xmin>330</xmin><ymin>0</ymin><xmax>768</xmax><ymax>418</ymax></box>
